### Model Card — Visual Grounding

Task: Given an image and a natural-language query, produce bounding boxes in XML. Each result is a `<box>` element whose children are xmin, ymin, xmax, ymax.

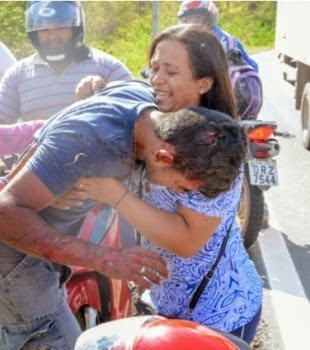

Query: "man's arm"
<box><xmin>76</xmin><ymin>177</ymin><xmax>221</xmax><ymax>258</ymax></box>
<box><xmin>0</xmin><ymin>167</ymin><xmax>168</xmax><ymax>287</ymax></box>
<box><xmin>0</xmin><ymin>120</ymin><xmax>45</xmax><ymax>157</ymax></box>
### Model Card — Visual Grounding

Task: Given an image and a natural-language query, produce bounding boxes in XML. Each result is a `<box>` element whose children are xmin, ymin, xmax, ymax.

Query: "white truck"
<box><xmin>275</xmin><ymin>1</ymin><xmax>310</xmax><ymax>149</ymax></box>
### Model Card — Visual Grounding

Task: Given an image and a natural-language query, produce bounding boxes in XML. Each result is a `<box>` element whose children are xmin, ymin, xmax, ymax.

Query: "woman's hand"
<box><xmin>75</xmin><ymin>177</ymin><xmax>126</xmax><ymax>207</ymax></box>
<box><xmin>51</xmin><ymin>177</ymin><xmax>125</xmax><ymax>211</ymax></box>
<box><xmin>75</xmin><ymin>75</ymin><xmax>106</xmax><ymax>100</ymax></box>
<box><xmin>51</xmin><ymin>187</ymin><xmax>87</xmax><ymax>210</ymax></box>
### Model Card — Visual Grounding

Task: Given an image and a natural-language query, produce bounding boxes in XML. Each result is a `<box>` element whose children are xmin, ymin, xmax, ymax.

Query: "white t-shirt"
<box><xmin>0</xmin><ymin>42</ymin><xmax>17</xmax><ymax>78</ymax></box>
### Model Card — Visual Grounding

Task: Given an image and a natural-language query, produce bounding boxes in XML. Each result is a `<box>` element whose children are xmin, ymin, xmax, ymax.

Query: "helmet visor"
<box><xmin>26</xmin><ymin>1</ymin><xmax>82</xmax><ymax>32</ymax></box>
<box><xmin>179</xmin><ymin>14</ymin><xmax>206</xmax><ymax>25</ymax></box>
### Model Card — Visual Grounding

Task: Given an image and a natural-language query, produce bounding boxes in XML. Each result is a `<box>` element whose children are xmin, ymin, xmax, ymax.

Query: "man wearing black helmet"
<box><xmin>0</xmin><ymin>1</ymin><xmax>132</xmax><ymax>124</ymax></box>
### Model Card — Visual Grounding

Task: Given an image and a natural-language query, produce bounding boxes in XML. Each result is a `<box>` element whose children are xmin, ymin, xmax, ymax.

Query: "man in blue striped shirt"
<box><xmin>0</xmin><ymin>1</ymin><xmax>132</xmax><ymax>124</ymax></box>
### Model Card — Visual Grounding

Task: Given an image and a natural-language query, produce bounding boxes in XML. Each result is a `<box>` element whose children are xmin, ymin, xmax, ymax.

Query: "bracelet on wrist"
<box><xmin>113</xmin><ymin>190</ymin><xmax>129</xmax><ymax>210</ymax></box>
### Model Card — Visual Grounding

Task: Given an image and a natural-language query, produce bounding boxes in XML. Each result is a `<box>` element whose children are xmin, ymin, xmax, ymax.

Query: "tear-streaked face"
<box><xmin>149</xmin><ymin>39</ymin><xmax>203</xmax><ymax>113</ymax></box>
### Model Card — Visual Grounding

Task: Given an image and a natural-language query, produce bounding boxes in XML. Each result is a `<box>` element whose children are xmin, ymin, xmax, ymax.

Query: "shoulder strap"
<box><xmin>226</xmin><ymin>33</ymin><xmax>236</xmax><ymax>51</ymax></box>
<box><xmin>135</xmin><ymin>166</ymin><xmax>145</xmax><ymax>246</ymax></box>
<box><xmin>188</xmin><ymin>219</ymin><xmax>234</xmax><ymax>312</ymax></box>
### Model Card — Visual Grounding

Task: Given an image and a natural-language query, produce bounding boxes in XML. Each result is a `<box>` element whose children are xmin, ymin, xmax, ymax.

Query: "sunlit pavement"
<box><xmin>257</xmin><ymin>199</ymin><xmax>310</xmax><ymax>350</ymax></box>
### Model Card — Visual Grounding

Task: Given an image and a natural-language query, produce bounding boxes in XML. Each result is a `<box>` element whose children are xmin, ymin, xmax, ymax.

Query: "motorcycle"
<box><xmin>238</xmin><ymin>119</ymin><xmax>294</xmax><ymax>248</ymax></box>
<box><xmin>66</xmin><ymin>202</ymin><xmax>132</xmax><ymax>330</ymax></box>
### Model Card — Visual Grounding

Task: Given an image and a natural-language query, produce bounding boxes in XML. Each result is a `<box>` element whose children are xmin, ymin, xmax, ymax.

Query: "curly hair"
<box><xmin>155</xmin><ymin>107</ymin><xmax>247</xmax><ymax>198</ymax></box>
<box><xmin>148</xmin><ymin>24</ymin><xmax>237</xmax><ymax>119</ymax></box>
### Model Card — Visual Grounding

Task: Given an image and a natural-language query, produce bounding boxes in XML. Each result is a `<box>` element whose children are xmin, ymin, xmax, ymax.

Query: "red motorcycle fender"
<box><xmin>66</xmin><ymin>272</ymin><xmax>101</xmax><ymax>314</ymax></box>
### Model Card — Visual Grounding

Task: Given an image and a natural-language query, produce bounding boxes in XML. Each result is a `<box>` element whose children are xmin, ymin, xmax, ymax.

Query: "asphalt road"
<box><xmin>249</xmin><ymin>50</ymin><xmax>310</xmax><ymax>350</ymax></box>
<box><xmin>117</xmin><ymin>50</ymin><xmax>310</xmax><ymax>350</ymax></box>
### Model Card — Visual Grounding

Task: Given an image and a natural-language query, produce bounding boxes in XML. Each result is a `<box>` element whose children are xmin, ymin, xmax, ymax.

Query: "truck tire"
<box><xmin>301</xmin><ymin>83</ymin><xmax>310</xmax><ymax>150</ymax></box>
<box><xmin>237</xmin><ymin>165</ymin><xmax>264</xmax><ymax>249</ymax></box>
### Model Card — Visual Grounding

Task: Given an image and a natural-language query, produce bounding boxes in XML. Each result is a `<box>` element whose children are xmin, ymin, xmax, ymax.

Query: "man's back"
<box><xmin>213</xmin><ymin>26</ymin><xmax>258</xmax><ymax>71</ymax></box>
<box><xmin>28</xmin><ymin>80</ymin><xmax>157</xmax><ymax>236</ymax></box>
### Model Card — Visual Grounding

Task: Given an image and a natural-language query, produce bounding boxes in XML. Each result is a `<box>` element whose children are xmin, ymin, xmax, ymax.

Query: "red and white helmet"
<box><xmin>178</xmin><ymin>1</ymin><xmax>219</xmax><ymax>28</ymax></box>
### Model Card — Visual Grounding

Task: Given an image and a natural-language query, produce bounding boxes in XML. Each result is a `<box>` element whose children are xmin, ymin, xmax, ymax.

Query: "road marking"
<box><xmin>258</xmin><ymin>202</ymin><xmax>310</xmax><ymax>350</ymax></box>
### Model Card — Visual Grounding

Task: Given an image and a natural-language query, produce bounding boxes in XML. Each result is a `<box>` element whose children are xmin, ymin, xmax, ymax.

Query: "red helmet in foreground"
<box><xmin>133</xmin><ymin>318</ymin><xmax>239</xmax><ymax>350</ymax></box>
<box><xmin>75</xmin><ymin>315</ymin><xmax>243</xmax><ymax>350</ymax></box>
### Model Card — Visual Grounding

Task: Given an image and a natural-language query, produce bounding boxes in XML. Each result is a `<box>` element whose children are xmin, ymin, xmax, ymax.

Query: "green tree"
<box><xmin>0</xmin><ymin>1</ymin><xmax>31</xmax><ymax>58</ymax></box>
<box><xmin>217</xmin><ymin>1</ymin><xmax>276</xmax><ymax>51</ymax></box>
<box><xmin>0</xmin><ymin>1</ymin><xmax>276</xmax><ymax>77</ymax></box>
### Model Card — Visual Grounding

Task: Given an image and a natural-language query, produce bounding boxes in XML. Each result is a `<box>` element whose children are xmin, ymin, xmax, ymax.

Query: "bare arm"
<box><xmin>78</xmin><ymin>177</ymin><xmax>221</xmax><ymax>258</ymax></box>
<box><xmin>0</xmin><ymin>167</ymin><xmax>168</xmax><ymax>287</ymax></box>
<box><xmin>0</xmin><ymin>120</ymin><xmax>45</xmax><ymax>157</ymax></box>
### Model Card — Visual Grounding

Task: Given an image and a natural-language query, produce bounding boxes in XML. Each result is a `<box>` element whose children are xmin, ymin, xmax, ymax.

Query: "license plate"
<box><xmin>248</xmin><ymin>159</ymin><xmax>278</xmax><ymax>186</ymax></box>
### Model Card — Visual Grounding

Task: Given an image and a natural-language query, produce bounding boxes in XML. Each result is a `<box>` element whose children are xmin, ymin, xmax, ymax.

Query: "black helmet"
<box><xmin>178</xmin><ymin>1</ymin><xmax>219</xmax><ymax>28</ymax></box>
<box><xmin>25</xmin><ymin>1</ymin><xmax>85</xmax><ymax>63</ymax></box>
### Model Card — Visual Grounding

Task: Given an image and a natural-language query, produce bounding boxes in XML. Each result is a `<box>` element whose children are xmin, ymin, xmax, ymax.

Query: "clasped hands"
<box><xmin>52</xmin><ymin>177</ymin><xmax>123</xmax><ymax>210</ymax></box>
<box><xmin>52</xmin><ymin>177</ymin><xmax>168</xmax><ymax>288</ymax></box>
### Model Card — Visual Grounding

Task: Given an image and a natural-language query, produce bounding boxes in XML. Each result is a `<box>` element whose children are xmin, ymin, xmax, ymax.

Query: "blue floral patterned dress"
<box><xmin>134</xmin><ymin>168</ymin><xmax>263</xmax><ymax>333</ymax></box>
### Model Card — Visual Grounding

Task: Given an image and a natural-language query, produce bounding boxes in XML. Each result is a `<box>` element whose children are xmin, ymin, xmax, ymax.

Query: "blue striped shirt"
<box><xmin>0</xmin><ymin>48</ymin><xmax>132</xmax><ymax>123</ymax></box>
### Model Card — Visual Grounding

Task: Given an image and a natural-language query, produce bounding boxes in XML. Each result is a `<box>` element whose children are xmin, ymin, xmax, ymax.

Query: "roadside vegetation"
<box><xmin>0</xmin><ymin>1</ymin><xmax>276</xmax><ymax>77</ymax></box>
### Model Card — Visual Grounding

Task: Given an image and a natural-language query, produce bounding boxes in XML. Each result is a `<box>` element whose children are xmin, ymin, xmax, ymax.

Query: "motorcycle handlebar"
<box><xmin>273</xmin><ymin>130</ymin><xmax>296</xmax><ymax>139</ymax></box>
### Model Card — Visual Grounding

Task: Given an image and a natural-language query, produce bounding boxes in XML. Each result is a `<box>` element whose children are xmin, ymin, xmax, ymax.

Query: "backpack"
<box><xmin>225</xmin><ymin>35</ymin><xmax>263</xmax><ymax>120</ymax></box>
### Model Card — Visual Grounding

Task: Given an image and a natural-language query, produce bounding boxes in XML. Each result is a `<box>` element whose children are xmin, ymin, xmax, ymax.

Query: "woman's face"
<box><xmin>149</xmin><ymin>39</ymin><xmax>209</xmax><ymax>112</ymax></box>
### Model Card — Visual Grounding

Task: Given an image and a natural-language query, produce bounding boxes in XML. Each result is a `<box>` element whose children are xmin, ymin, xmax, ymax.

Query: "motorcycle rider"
<box><xmin>177</xmin><ymin>0</ymin><xmax>258</xmax><ymax>71</ymax></box>
<box><xmin>178</xmin><ymin>1</ymin><xmax>268</xmax><ymax>227</ymax></box>
<box><xmin>0</xmin><ymin>0</ymin><xmax>132</xmax><ymax>124</ymax></box>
